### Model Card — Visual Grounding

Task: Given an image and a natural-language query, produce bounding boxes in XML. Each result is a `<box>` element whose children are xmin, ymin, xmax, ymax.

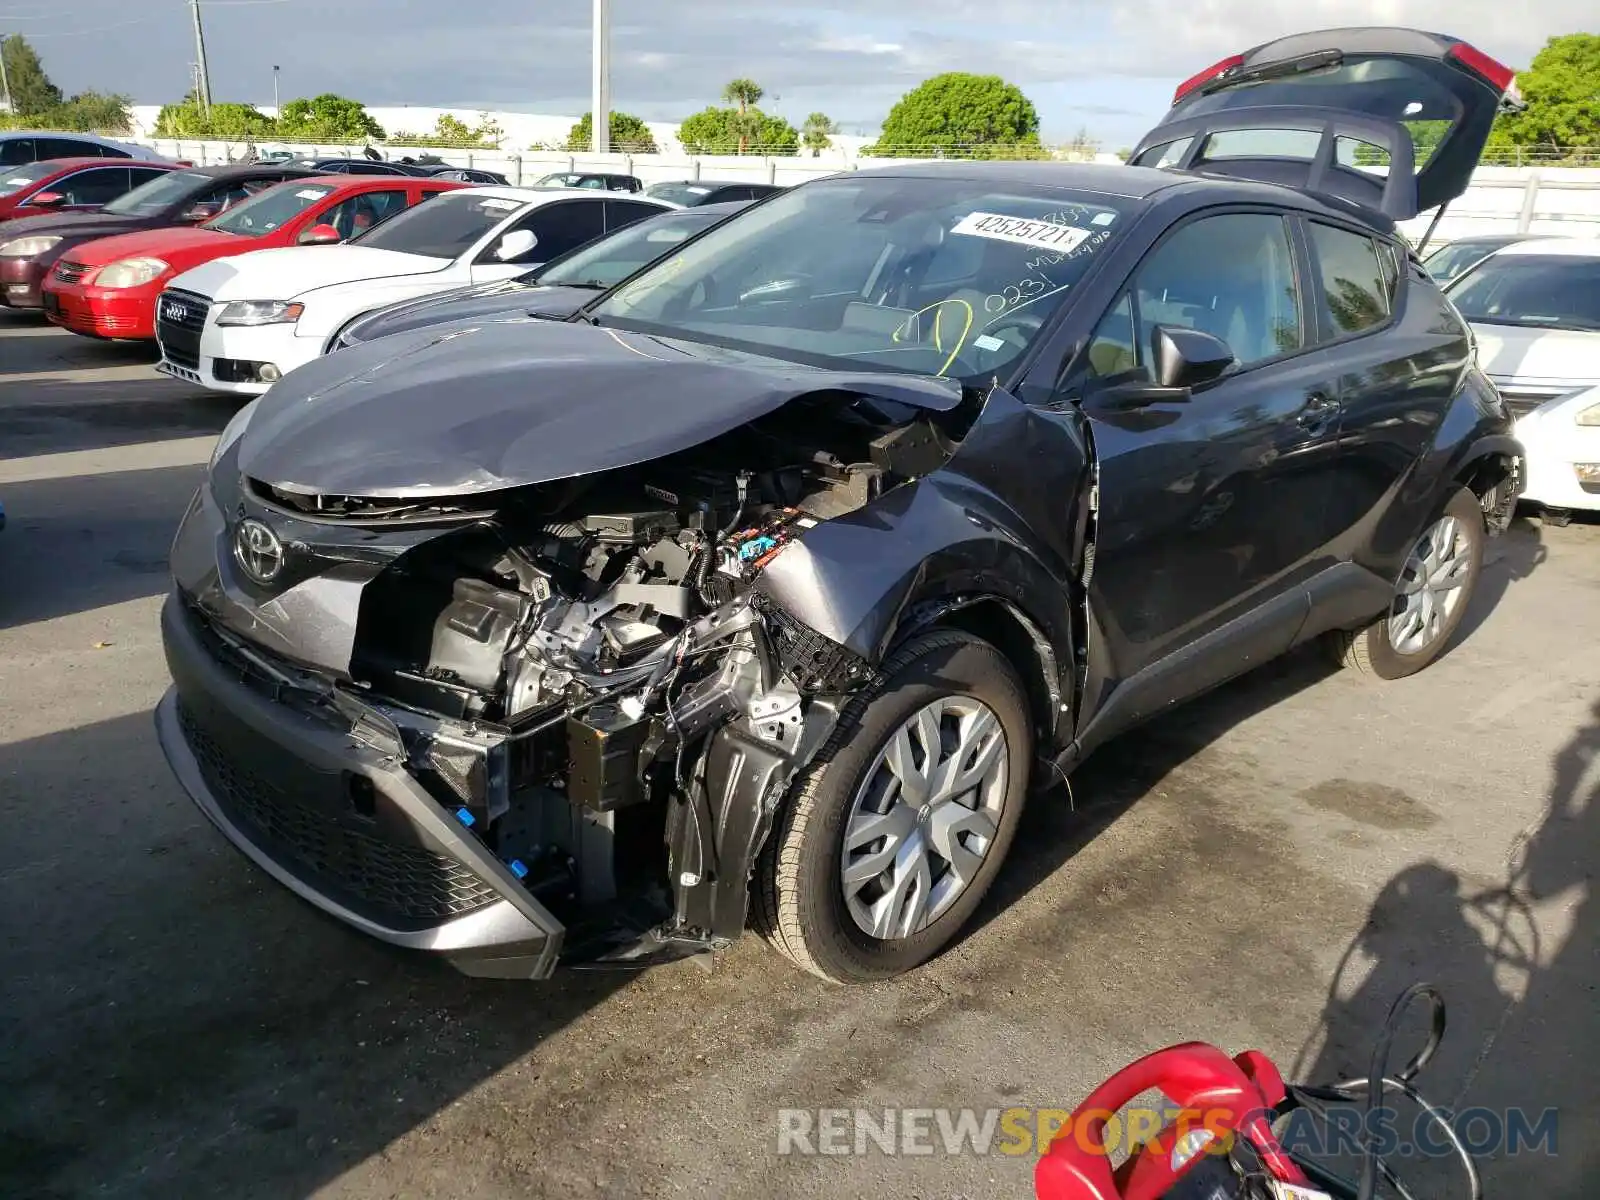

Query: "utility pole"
<box><xmin>591</xmin><ymin>0</ymin><xmax>610</xmax><ymax>154</ymax></box>
<box><xmin>0</xmin><ymin>34</ymin><xmax>12</xmax><ymax>116</ymax></box>
<box><xmin>189</xmin><ymin>0</ymin><xmax>212</xmax><ymax>114</ymax></box>
<box><xmin>272</xmin><ymin>65</ymin><xmax>280</xmax><ymax>112</ymax></box>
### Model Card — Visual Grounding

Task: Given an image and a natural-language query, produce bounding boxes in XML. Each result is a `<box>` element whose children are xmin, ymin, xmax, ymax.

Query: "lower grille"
<box><xmin>177</xmin><ymin>701</ymin><xmax>500</xmax><ymax>923</ymax></box>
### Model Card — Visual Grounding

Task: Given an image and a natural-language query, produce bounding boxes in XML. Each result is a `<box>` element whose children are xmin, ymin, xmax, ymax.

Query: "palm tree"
<box><xmin>802</xmin><ymin>112</ymin><xmax>839</xmax><ymax>157</ymax></box>
<box><xmin>722</xmin><ymin>78</ymin><xmax>764</xmax><ymax>153</ymax></box>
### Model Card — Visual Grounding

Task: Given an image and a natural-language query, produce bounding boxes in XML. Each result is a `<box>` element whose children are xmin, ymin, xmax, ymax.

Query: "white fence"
<box><xmin>133</xmin><ymin>138</ymin><xmax>1600</xmax><ymax>246</ymax></box>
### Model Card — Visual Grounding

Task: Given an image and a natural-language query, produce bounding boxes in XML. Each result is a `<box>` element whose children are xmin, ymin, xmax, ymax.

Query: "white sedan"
<box><xmin>155</xmin><ymin>186</ymin><xmax>676</xmax><ymax>395</ymax></box>
<box><xmin>1446</xmin><ymin>237</ymin><xmax>1600</xmax><ymax>520</ymax></box>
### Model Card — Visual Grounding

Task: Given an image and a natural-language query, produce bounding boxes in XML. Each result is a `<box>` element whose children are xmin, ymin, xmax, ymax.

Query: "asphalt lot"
<box><xmin>2</xmin><ymin>312</ymin><xmax>1597</xmax><ymax>1200</ymax></box>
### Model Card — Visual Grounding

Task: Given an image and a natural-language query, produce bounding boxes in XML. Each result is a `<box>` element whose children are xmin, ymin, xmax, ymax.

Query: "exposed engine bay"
<box><xmin>269</xmin><ymin>397</ymin><xmax>961</xmax><ymax>960</ymax></box>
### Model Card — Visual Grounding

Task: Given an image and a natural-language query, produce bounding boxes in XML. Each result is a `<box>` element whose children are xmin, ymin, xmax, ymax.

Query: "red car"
<box><xmin>0</xmin><ymin>158</ymin><xmax>179</xmax><ymax>224</ymax></box>
<box><xmin>42</xmin><ymin>174</ymin><xmax>467</xmax><ymax>340</ymax></box>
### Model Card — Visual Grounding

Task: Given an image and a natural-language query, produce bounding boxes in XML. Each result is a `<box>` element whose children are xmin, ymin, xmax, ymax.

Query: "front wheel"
<box><xmin>754</xmin><ymin>630</ymin><xmax>1033</xmax><ymax>983</ymax></box>
<box><xmin>1328</xmin><ymin>487</ymin><xmax>1485</xmax><ymax>680</ymax></box>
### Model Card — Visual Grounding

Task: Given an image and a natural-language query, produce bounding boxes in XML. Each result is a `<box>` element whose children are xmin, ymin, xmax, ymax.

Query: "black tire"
<box><xmin>753</xmin><ymin>630</ymin><xmax>1033</xmax><ymax>983</ymax></box>
<box><xmin>1327</xmin><ymin>486</ymin><xmax>1486</xmax><ymax>680</ymax></box>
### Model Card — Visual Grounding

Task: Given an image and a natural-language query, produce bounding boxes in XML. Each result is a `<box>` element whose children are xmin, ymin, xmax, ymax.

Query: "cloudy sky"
<box><xmin>8</xmin><ymin>0</ymin><xmax>1589</xmax><ymax>145</ymax></box>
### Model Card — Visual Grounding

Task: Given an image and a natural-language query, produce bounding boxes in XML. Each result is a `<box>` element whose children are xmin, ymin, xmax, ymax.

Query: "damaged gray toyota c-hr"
<box><xmin>157</xmin><ymin>28</ymin><xmax>1527</xmax><ymax>983</ymax></box>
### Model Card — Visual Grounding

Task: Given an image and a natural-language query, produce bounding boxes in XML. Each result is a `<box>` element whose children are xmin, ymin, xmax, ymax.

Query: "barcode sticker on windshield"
<box><xmin>296</xmin><ymin>189</ymin><xmax>327</xmax><ymax>200</ymax></box>
<box><xmin>952</xmin><ymin>211</ymin><xmax>1091</xmax><ymax>253</ymax></box>
<box><xmin>480</xmin><ymin>198</ymin><xmax>521</xmax><ymax>210</ymax></box>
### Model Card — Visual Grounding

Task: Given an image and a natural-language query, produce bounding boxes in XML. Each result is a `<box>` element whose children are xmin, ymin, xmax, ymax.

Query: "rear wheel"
<box><xmin>754</xmin><ymin>631</ymin><xmax>1032</xmax><ymax>983</ymax></box>
<box><xmin>1328</xmin><ymin>487</ymin><xmax>1485</xmax><ymax>679</ymax></box>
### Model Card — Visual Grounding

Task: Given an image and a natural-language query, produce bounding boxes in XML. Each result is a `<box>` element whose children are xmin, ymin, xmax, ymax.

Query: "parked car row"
<box><xmin>114</xmin><ymin>29</ymin><xmax>1538</xmax><ymax>990</ymax></box>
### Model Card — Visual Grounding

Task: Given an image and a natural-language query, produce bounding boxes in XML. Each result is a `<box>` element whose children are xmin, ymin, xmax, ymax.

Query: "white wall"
<box><xmin>129</xmin><ymin>135</ymin><xmax>1600</xmax><ymax>243</ymax></box>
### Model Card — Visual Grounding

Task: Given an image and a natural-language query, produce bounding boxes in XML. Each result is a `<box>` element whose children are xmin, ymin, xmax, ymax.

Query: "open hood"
<box><xmin>237</xmin><ymin>317</ymin><xmax>963</xmax><ymax>499</ymax></box>
<box><xmin>174</xmin><ymin>245</ymin><xmax>448</xmax><ymax>302</ymax></box>
<box><xmin>1131</xmin><ymin>28</ymin><xmax>1517</xmax><ymax>220</ymax></box>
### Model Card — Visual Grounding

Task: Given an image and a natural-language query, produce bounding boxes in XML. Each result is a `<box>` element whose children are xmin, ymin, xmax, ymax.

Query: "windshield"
<box><xmin>1447</xmin><ymin>254</ymin><xmax>1600</xmax><ymax>331</ymax></box>
<box><xmin>1423</xmin><ymin>240</ymin><xmax>1510</xmax><ymax>285</ymax></box>
<box><xmin>592</xmin><ymin>176</ymin><xmax>1131</xmax><ymax>381</ymax></box>
<box><xmin>350</xmin><ymin>191</ymin><xmax>523</xmax><ymax>258</ymax></box>
<box><xmin>534</xmin><ymin>211</ymin><xmax>723</xmax><ymax>289</ymax></box>
<box><xmin>205</xmin><ymin>182</ymin><xmax>336</xmax><ymax>237</ymax></box>
<box><xmin>0</xmin><ymin>161</ymin><xmax>65</xmax><ymax>198</ymax></box>
<box><xmin>101</xmin><ymin>169</ymin><xmax>208</xmax><ymax>216</ymax></box>
<box><xmin>647</xmin><ymin>182</ymin><xmax>714</xmax><ymax>206</ymax></box>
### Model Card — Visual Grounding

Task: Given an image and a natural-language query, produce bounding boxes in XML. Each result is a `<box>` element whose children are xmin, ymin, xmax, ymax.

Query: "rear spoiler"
<box><xmin>1172</xmin><ymin>39</ymin><xmax>1520</xmax><ymax>108</ymax></box>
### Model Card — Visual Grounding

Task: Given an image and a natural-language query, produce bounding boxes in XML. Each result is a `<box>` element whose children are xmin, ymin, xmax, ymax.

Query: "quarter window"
<box><xmin>1086</xmin><ymin>212</ymin><xmax>1303</xmax><ymax>378</ymax></box>
<box><xmin>1308</xmin><ymin>222</ymin><xmax>1391</xmax><ymax>337</ymax></box>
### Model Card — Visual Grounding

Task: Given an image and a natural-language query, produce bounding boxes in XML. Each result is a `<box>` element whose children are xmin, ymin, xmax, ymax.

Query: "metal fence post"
<box><xmin>512</xmin><ymin>154</ymin><xmax>522</xmax><ymax>185</ymax></box>
<box><xmin>1517</xmin><ymin>173</ymin><xmax>1541</xmax><ymax>232</ymax></box>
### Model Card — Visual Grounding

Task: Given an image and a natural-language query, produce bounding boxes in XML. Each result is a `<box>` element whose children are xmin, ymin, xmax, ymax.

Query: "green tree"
<box><xmin>564</xmin><ymin>110</ymin><xmax>659</xmax><ymax>153</ymax></box>
<box><xmin>801</xmin><ymin>111</ymin><xmax>838</xmax><ymax>156</ymax></box>
<box><xmin>1486</xmin><ymin>33</ymin><xmax>1600</xmax><ymax>160</ymax></box>
<box><xmin>51</xmin><ymin>91</ymin><xmax>131</xmax><ymax>133</ymax></box>
<box><xmin>154</xmin><ymin>99</ymin><xmax>271</xmax><ymax>139</ymax></box>
<box><xmin>720</xmin><ymin>79</ymin><xmax>766</xmax><ymax>153</ymax></box>
<box><xmin>866</xmin><ymin>73</ymin><xmax>1043</xmax><ymax>158</ymax></box>
<box><xmin>1</xmin><ymin>34</ymin><xmax>63</xmax><ymax>117</ymax></box>
<box><xmin>275</xmin><ymin>93</ymin><xmax>385</xmax><ymax>142</ymax></box>
<box><xmin>677</xmin><ymin>106</ymin><xmax>798</xmax><ymax>155</ymax></box>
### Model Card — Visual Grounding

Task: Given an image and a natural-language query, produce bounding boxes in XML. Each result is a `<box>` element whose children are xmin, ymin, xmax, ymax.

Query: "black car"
<box><xmin>331</xmin><ymin>200</ymin><xmax>752</xmax><ymax>349</ymax></box>
<box><xmin>156</xmin><ymin>28</ymin><xmax>1526</xmax><ymax>986</ymax></box>
<box><xmin>1420</xmin><ymin>232</ymin><xmax>1550</xmax><ymax>285</ymax></box>
<box><xmin>283</xmin><ymin>157</ymin><xmax>433</xmax><ymax>177</ymax></box>
<box><xmin>422</xmin><ymin>166</ymin><xmax>512</xmax><ymax>185</ymax></box>
<box><xmin>0</xmin><ymin>163</ymin><xmax>324</xmax><ymax>310</ymax></box>
<box><xmin>644</xmin><ymin>180</ymin><xmax>786</xmax><ymax>206</ymax></box>
<box><xmin>534</xmin><ymin>171</ymin><xmax>644</xmax><ymax>193</ymax></box>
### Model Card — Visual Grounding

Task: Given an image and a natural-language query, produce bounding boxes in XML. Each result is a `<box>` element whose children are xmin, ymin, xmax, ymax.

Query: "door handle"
<box><xmin>1296</xmin><ymin>393</ymin><xmax>1340</xmax><ymax>436</ymax></box>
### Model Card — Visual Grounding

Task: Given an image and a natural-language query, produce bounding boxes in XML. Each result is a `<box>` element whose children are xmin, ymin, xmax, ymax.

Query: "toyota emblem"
<box><xmin>234</xmin><ymin>518</ymin><xmax>285</xmax><ymax>584</ymax></box>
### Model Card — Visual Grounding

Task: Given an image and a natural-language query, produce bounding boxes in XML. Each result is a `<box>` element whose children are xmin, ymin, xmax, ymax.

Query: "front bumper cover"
<box><xmin>155</xmin><ymin>592</ymin><xmax>565</xmax><ymax>979</ymax></box>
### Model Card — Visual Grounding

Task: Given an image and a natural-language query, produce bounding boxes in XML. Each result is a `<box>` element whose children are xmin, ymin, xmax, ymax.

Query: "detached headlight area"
<box><xmin>94</xmin><ymin>257</ymin><xmax>169</xmax><ymax>289</ymax></box>
<box><xmin>216</xmin><ymin>300</ymin><xmax>305</xmax><ymax>327</ymax></box>
<box><xmin>0</xmin><ymin>235</ymin><xmax>61</xmax><ymax>258</ymax></box>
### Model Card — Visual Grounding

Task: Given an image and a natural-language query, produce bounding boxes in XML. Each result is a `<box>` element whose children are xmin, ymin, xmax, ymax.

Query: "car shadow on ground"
<box><xmin>0</xmin><ymin>323</ymin><xmax>162</xmax><ymax>379</ymax></box>
<box><xmin>0</xmin><ymin>710</ymin><xmax>640</xmax><ymax>1200</ymax></box>
<box><xmin>0</xmin><ymin>461</ymin><xmax>212</xmax><ymax>630</ymax></box>
<box><xmin>0</xmin><ymin>374</ymin><xmax>241</xmax><ymax>458</ymax></box>
<box><xmin>1290</xmin><ymin>698</ymin><xmax>1600</xmax><ymax>1195</ymax></box>
<box><xmin>969</xmin><ymin>515</ymin><xmax>1548</xmax><ymax>944</ymax></box>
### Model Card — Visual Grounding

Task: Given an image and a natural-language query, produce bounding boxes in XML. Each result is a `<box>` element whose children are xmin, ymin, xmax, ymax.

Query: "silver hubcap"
<box><xmin>840</xmin><ymin>697</ymin><xmax>1008</xmax><ymax>940</ymax></box>
<box><xmin>1388</xmin><ymin>515</ymin><xmax>1471</xmax><ymax>655</ymax></box>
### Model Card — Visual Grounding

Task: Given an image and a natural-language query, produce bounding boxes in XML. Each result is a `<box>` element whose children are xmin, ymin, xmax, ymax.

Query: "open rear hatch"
<box><xmin>1130</xmin><ymin>28</ymin><xmax>1521</xmax><ymax>221</ymax></box>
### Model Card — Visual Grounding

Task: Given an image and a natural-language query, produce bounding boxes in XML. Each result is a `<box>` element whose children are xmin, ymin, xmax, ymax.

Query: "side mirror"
<box><xmin>181</xmin><ymin>201</ymin><xmax>222</xmax><ymax>223</ymax></box>
<box><xmin>1085</xmin><ymin>327</ymin><xmax>1236</xmax><ymax>413</ymax></box>
<box><xmin>1151</xmin><ymin>325</ymin><xmax>1236</xmax><ymax>389</ymax></box>
<box><xmin>298</xmin><ymin>223</ymin><xmax>343</xmax><ymax>246</ymax></box>
<box><xmin>494</xmin><ymin>229</ymin><xmax>537</xmax><ymax>261</ymax></box>
<box><xmin>29</xmin><ymin>191</ymin><xmax>65</xmax><ymax>208</ymax></box>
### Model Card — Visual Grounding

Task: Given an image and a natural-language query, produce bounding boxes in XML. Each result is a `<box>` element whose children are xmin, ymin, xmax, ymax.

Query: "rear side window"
<box><xmin>1308</xmin><ymin>222</ymin><xmax>1392</xmax><ymax>338</ymax></box>
<box><xmin>52</xmin><ymin>167</ymin><xmax>134</xmax><ymax>206</ymax></box>
<box><xmin>0</xmin><ymin>138</ymin><xmax>35</xmax><ymax>165</ymax></box>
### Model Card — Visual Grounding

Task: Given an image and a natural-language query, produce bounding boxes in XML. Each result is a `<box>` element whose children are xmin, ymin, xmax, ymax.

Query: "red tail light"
<box><xmin>1447</xmin><ymin>42</ymin><xmax>1515</xmax><ymax>92</ymax></box>
<box><xmin>1173</xmin><ymin>53</ymin><xmax>1244</xmax><ymax>105</ymax></box>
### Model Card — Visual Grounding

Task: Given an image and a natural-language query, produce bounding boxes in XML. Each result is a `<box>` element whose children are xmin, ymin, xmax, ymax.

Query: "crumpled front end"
<box><xmin>155</xmin><ymin>392</ymin><xmax>947</xmax><ymax>975</ymax></box>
